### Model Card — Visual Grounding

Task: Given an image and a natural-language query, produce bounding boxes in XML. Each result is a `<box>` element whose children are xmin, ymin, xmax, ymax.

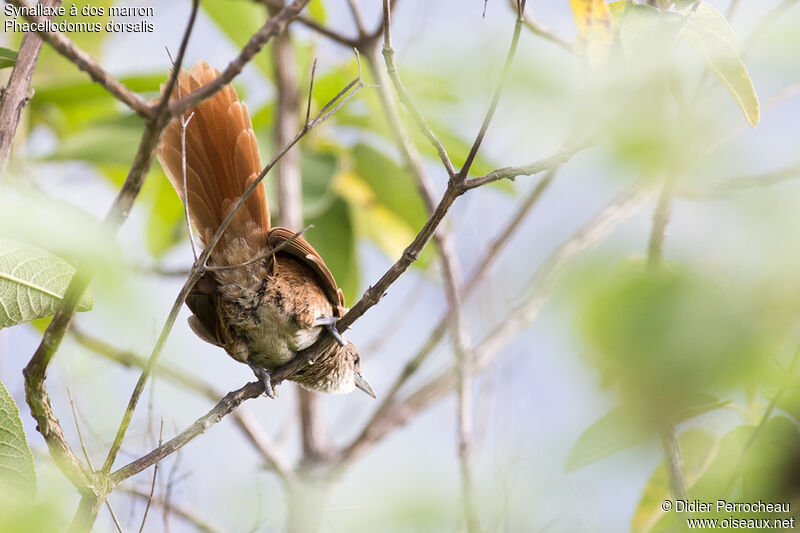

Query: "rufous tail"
<box><xmin>157</xmin><ymin>61</ymin><xmax>269</xmax><ymax>250</ymax></box>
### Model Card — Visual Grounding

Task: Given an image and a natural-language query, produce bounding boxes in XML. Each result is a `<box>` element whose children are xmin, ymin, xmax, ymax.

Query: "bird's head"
<box><xmin>292</xmin><ymin>340</ymin><xmax>375</xmax><ymax>398</ymax></box>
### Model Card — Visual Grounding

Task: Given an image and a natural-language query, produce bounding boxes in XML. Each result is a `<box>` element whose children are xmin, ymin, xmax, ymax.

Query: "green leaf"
<box><xmin>565</xmin><ymin>404</ymin><xmax>649</xmax><ymax>472</ymax></box>
<box><xmin>0</xmin><ymin>238</ymin><xmax>92</xmax><ymax>329</ymax></box>
<box><xmin>0</xmin><ymin>47</ymin><xmax>17</xmax><ymax>70</ymax></box>
<box><xmin>631</xmin><ymin>428</ymin><xmax>717</xmax><ymax>532</ymax></box>
<box><xmin>305</xmin><ymin>196</ymin><xmax>359</xmax><ymax>305</ymax></box>
<box><xmin>680</xmin><ymin>2</ymin><xmax>759</xmax><ymax>126</ymax></box>
<box><xmin>302</xmin><ymin>150</ymin><xmax>338</xmax><ymax>217</ymax></box>
<box><xmin>0</xmin><ymin>380</ymin><xmax>36</xmax><ymax>498</ymax></box>
<box><xmin>352</xmin><ymin>144</ymin><xmax>428</xmax><ymax>231</ymax></box>
<box><xmin>45</xmin><ymin>124</ymin><xmax>143</xmax><ymax>166</ymax></box>
<box><xmin>565</xmin><ymin>394</ymin><xmax>727</xmax><ymax>472</ymax></box>
<box><xmin>144</xmin><ymin>170</ymin><xmax>186</xmax><ymax>258</ymax></box>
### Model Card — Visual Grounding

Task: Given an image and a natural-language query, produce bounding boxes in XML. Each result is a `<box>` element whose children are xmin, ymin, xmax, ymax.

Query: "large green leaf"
<box><xmin>352</xmin><ymin>144</ymin><xmax>428</xmax><ymax>231</ymax></box>
<box><xmin>0</xmin><ymin>47</ymin><xmax>17</xmax><ymax>70</ymax></box>
<box><xmin>0</xmin><ymin>380</ymin><xmax>36</xmax><ymax>498</ymax></box>
<box><xmin>0</xmin><ymin>238</ymin><xmax>92</xmax><ymax>329</ymax></box>
<box><xmin>305</xmin><ymin>195</ymin><xmax>358</xmax><ymax>305</ymax></box>
<box><xmin>680</xmin><ymin>2</ymin><xmax>759</xmax><ymax>126</ymax></box>
<box><xmin>302</xmin><ymin>150</ymin><xmax>338</xmax><ymax>217</ymax></box>
<box><xmin>45</xmin><ymin>124</ymin><xmax>143</xmax><ymax>166</ymax></box>
<box><xmin>565</xmin><ymin>404</ymin><xmax>649</xmax><ymax>472</ymax></box>
<box><xmin>565</xmin><ymin>394</ymin><xmax>727</xmax><ymax>472</ymax></box>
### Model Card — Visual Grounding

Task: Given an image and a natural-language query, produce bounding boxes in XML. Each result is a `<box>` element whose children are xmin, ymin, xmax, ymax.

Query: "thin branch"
<box><xmin>508</xmin><ymin>0</ymin><xmax>573</xmax><ymax>53</ymax></box>
<box><xmin>138</xmin><ymin>420</ymin><xmax>164</xmax><ymax>533</ymax></box>
<box><xmin>4</xmin><ymin>0</ymin><xmax>153</xmax><ymax>118</ymax></box>
<box><xmin>458</xmin><ymin>0</ymin><xmax>527</xmax><ymax>180</ymax></box>
<box><xmin>121</xmin><ymin>487</ymin><xmax>225</xmax><ymax>533</ymax></box>
<box><xmin>0</xmin><ymin>0</ymin><xmax>62</xmax><ymax>176</ymax></box>
<box><xmin>166</xmin><ymin>46</ymin><xmax>199</xmax><ymax>261</ymax></box>
<box><xmin>346</xmin><ymin>0</ymin><xmax>369</xmax><ymax>38</ymax></box>
<box><xmin>646</xmin><ymin>176</ymin><xmax>677</xmax><ymax>270</ymax></box>
<box><xmin>255</xmin><ymin>0</ymin><xmax>360</xmax><ymax>47</ymax></box>
<box><xmin>367</xmin><ymin>37</ymin><xmax>479</xmax><ymax>531</ymax></box>
<box><xmin>466</xmin><ymin>139</ymin><xmax>593</xmax><ymax>189</ymax></box>
<box><xmin>110</xmin><ymin>382</ymin><xmax>264</xmax><ymax>484</ymax></box>
<box><xmin>645</xmin><ymin>173</ymin><xmax>689</xmax><ymax>501</ymax></box>
<box><xmin>380</xmin><ymin>0</ymin><xmax>456</xmax><ymax>177</ymax></box>
<box><xmin>168</xmin><ymin>0</ymin><xmax>312</xmax><ymax>118</ymax></box>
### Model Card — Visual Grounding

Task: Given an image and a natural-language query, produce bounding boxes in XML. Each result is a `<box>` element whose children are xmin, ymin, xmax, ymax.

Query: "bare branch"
<box><xmin>4</xmin><ymin>0</ymin><xmax>153</xmax><ymax>118</ymax></box>
<box><xmin>380</xmin><ymin>0</ymin><xmax>456</xmax><ymax>177</ymax></box>
<box><xmin>466</xmin><ymin>140</ymin><xmax>593</xmax><ymax>189</ymax></box>
<box><xmin>458</xmin><ymin>0</ymin><xmax>527</xmax><ymax>180</ymax></box>
<box><xmin>138</xmin><ymin>420</ymin><xmax>164</xmax><ymax>533</ymax></box>
<box><xmin>255</xmin><ymin>0</ymin><xmax>359</xmax><ymax>47</ymax></box>
<box><xmin>122</xmin><ymin>487</ymin><xmax>225</xmax><ymax>533</ymax></box>
<box><xmin>508</xmin><ymin>0</ymin><xmax>573</xmax><ymax>52</ymax></box>
<box><xmin>0</xmin><ymin>0</ymin><xmax>62</xmax><ymax>176</ymax></box>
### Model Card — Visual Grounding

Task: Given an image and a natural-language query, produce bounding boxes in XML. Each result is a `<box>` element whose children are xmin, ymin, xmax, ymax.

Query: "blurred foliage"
<box><xmin>0</xmin><ymin>381</ymin><xmax>36</xmax><ymax>498</ymax></box>
<box><xmin>566</xmin><ymin>394</ymin><xmax>728</xmax><ymax>472</ymax></box>
<box><xmin>0</xmin><ymin>48</ymin><xmax>17</xmax><ymax>70</ymax></box>
<box><xmin>579</xmin><ymin>261</ymin><xmax>775</xmax><ymax>418</ymax></box>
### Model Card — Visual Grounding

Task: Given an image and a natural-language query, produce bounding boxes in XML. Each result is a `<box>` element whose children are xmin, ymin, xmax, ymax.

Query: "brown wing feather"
<box><xmin>156</xmin><ymin>61</ymin><xmax>269</xmax><ymax>244</ymax></box>
<box><xmin>268</xmin><ymin>227</ymin><xmax>345</xmax><ymax>311</ymax></box>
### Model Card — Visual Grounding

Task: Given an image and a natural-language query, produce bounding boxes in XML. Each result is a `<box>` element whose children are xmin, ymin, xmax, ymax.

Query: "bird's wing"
<box><xmin>268</xmin><ymin>227</ymin><xmax>345</xmax><ymax>312</ymax></box>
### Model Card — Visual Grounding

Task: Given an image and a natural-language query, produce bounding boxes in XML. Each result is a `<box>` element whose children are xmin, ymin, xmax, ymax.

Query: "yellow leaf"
<box><xmin>570</xmin><ymin>0</ymin><xmax>613</xmax><ymax>68</ymax></box>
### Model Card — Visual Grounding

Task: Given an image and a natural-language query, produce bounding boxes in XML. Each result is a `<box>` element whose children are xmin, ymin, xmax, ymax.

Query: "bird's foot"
<box><xmin>248</xmin><ymin>362</ymin><xmax>277</xmax><ymax>399</ymax></box>
<box><xmin>314</xmin><ymin>316</ymin><xmax>346</xmax><ymax>347</ymax></box>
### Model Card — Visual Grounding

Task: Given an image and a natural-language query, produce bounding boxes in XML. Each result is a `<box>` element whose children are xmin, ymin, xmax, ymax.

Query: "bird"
<box><xmin>156</xmin><ymin>61</ymin><xmax>374</xmax><ymax>400</ymax></box>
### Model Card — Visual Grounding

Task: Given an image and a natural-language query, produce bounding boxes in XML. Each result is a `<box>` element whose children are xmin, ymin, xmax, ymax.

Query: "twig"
<box><xmin>166</xmin><ymin>47</ymin><xmax>199</xmax><ymax>261</ymax></box>
<box><xmin>645</xmin><ymin>173</ymin><xmax>689</xmax><ymax>501</ymax></box>
<box><xmin>465</xmin><ymin>139</ymin><xmax>593</xmax><ymax>189</ymax></box>
<box><xmin>458</xmin><ymin>0</ymin><xmax>527</xmax><ymax>180</ymax></box>
<box><xmin>109</xmin><ymin>382</ymin><xmax>264</xmax><ymax>484</ymax></box>
<box><xmin>255</xmin><ymin>0</ymin><xmax>360</xmax><ymax>47</ymax></box>
<box><xmin>346</xmin><ymin>0</ymin><xmax>369</xmax><ymax>37</ymax></box>
<box><xmin>646</xmin><ymin>175</ymin><xmax>677</xmax><ymax>270</ymax></box>
<box><xmin>368</xmin><ymin>30</ymin><xmax>480</xmax><ymax>529</ymax></box>
<box><xmin>168</xmin><ymin>0</ymin><xmax>312</xmax><ymax>118</ymax></box>
<box><xmin>380</xmin><ymin>0</ymin><xmax>455</xmax><ymax>177</ymax></box>
<box><xmin>0</xmin><ymin>0</ymin><xmax>62</xmax><ymax>176</ymax></box>
<box><xmin>508</xmin><ymin>0</ymin><xmax>573</xmax><ymax>53</ymax></box>
<box><xmin>4</xmin><ymin>0</ymin><xmax>153</xmax><ymax>118</ymax></box>
<box><xmin>121</xmin><ymin>487</ymin><xmax>225</xmax><ymax>533</ymax></box>
<box><xmin>138</xmin><ymin>420</ymin><xmax>164</xmax><ymax>533</ymax></box>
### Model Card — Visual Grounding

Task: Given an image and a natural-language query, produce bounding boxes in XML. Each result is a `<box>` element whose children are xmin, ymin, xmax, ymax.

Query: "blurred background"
<box><xmin>2</xmin><ymin>0</ymin><xmax>800</xmax><ymax>531</ymax></box>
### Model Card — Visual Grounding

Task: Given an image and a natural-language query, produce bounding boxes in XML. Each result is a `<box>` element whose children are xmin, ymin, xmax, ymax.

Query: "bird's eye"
<box><xmin>353</xmin><ymin>356</ymin><xmax>360</xmax><ymax>365</ymax></box>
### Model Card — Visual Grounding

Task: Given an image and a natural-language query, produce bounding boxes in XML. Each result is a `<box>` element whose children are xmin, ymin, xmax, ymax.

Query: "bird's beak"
<box><xmin>354</xmin><ymin>372</ymin><xmax>376</xmax><ymax>399</ymax></box>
